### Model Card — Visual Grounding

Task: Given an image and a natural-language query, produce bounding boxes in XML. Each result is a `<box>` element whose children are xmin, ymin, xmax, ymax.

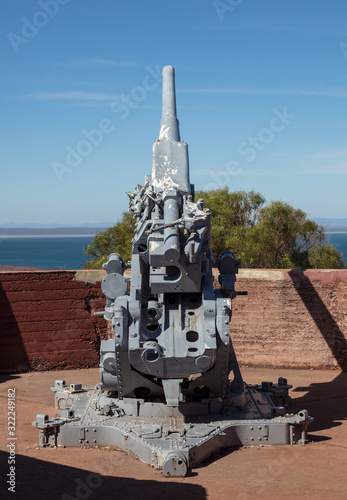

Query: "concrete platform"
<box><xmin>1</xmin><ymin>367</ymin><xmax>346</xmax><ymax>499</ymax></box>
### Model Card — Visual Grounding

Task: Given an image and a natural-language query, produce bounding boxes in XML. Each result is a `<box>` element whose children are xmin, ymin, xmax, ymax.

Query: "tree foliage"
<box><xmin>194</xmin><ymin>189</ymin><xmax>265</xmax><ymax>259</ymax></box>
<box><xmin>84</xmin><ymin>188</ymin><xmax>344</xmax><ymax>269</ymax></box>
<box><xmin>196</xmin><ymin>188</ymin><xmax>344</xmax><ymax>269</ymax></box>
<box><xmin>83</xmin><ymin>212</ymin><xmax>136</xmax><ymax>269</ymax></box>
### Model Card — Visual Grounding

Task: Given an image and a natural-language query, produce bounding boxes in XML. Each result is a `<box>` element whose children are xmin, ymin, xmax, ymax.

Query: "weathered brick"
<box><xmin>1</xmin><ymin>269</ymin><xmax>346</xmax><ymax>372</ymax></box>
<box><xmin>0</xmin><ymin>270</ymin><xmax>107</xmax><ymax>371</ymax></box>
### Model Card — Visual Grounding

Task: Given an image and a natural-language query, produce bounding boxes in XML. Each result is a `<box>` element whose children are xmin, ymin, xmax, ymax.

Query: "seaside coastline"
<box><xmin>0</xmin><ymin>231</ymin><xmax>346</xmax><ymax>270</ymax></box>
<box><xmin>0</xmin><ymin>234</ymin><xmax>97</xmax><ymax>238</ymax></box>
<box><xmin>0</xmin><ymin>236</ymin><xmax>93</xmax><ymax>270</ymax></box>
<box><xmin>0</xmin><ymin>230</ymin><xmax>346</xmax><ymax>238</ymax></box>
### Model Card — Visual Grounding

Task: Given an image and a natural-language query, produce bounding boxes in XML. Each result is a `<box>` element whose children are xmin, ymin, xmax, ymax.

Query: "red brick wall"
<box><xmin>1</xmin><ymin>269</ymin><xmax>346</xmax><ymax>372</ymax></box>
<box><xmin>0</xmin><ymin>270</ymin><xmax>107</xmax><ymax>371</ymax></box>
<box><xmin>227</xmin><ymin>269</ymin><xmax>347</xmax><ymax>371</ymax></box>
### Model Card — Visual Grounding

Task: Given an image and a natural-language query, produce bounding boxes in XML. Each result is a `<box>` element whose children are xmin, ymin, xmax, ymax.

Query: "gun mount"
<box><xmin>33</xmin><ymin>66</ymin><xmax>313</xmax><ymax>477</ymax></box>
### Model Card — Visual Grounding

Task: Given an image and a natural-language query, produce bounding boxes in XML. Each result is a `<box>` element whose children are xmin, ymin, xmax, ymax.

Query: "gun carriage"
<box><xmin>34</xmin><ymin>66</ymin><xmax>312</xmax><ymax>477</ymax></box>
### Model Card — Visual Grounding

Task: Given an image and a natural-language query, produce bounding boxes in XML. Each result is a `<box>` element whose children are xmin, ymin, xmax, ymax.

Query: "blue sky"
<box><xmin>1</xmin><ymin>0</ymin><xmax>347</xmax><ymax>225</ymax></box>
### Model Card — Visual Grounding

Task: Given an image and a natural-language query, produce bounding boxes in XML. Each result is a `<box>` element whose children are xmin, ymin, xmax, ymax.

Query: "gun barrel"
<box><xmin>152</xmin><ymin>65</ymin><xmax>190</xmax><ymax>195</ymax></box>
<box><xmin>162</xmin><ymin>65</ymin><xmax>177</xmax><ymax>119</ymax></box>
<box><xmin>163</xmin><ymin>193</ymin><xmax>180</xmax><ymax>262</ymax></box>
<box><xmin>159</xmin><ymin>65</ymin><xmax>180</xmax><ymax>142</ymax></box>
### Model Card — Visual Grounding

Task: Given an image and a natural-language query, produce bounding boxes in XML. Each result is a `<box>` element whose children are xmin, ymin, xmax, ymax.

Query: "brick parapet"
<box><xmin>1</xmin><ymin>269</ymin><xmax>346</xmax><ymax>372</ymax></box>
<box><xmin>227</xmin><ymin>269</ymin><xmax>347</xmax><ymax>370</ymax></box>
<box><xmin>0</xmin><ymin>270</ymin><xmax>107</xmax><ymax>371</ymax></box>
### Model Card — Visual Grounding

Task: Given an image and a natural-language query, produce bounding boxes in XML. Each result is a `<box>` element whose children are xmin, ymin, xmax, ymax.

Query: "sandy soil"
<box><xmin>0</xmin><ymin>366</ymin><xmax>346</xmax><ymax>500</ymax></box>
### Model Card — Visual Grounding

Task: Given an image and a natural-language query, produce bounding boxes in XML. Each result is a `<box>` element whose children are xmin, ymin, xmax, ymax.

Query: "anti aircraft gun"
<box><xmin>33</xmin><ymin>66</ymin><xmax>312</xmax><ymax>477</ymax></box>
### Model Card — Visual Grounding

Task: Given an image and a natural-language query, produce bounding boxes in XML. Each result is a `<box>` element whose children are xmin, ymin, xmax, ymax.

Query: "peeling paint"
<box><xmin>159</xmin><ymin>125</ymin><xmax>170</xmax><ymax>141</ymax></box>
<box><xmin>149</xmin><ymin>241</ymin><xmax>160</xmax><ymax>251</ymax></box>
<box><xmin>152</xmin><ymin>175</ymin><xmax>179</xmax><ymax>189</ymax></box>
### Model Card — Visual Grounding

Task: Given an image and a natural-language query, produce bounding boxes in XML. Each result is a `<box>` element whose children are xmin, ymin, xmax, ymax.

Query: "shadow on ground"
<box><xmin>290</xmin><ymin>371</ymin><xmax>347</xmax><ymax>439</ymax></box>
<box><xmin>0</xmin><ymin>374</ymin><xmax>21</xmax><ymax>384</ymax></box>
<box><xmin>0</xmin><ymin>451</ymin><xmax>206</xmax><ymax>500</ymax></box>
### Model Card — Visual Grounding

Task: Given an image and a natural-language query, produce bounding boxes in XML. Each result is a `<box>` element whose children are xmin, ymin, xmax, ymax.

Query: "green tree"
<box><xmin>83</xmin><ymin>212</ymin><xmax>136</xmax><ymax>269</ymax></box>
<box><xmin>308</xmin><ymin>243</ymin><xmax>344</xmax><ymax>269</ymax></box>
<box><xmin>195</xmin><ymin>188</ymin><xmax>265</xmax><ymax>258</ymax></box>
<box><xmin>84</xmin><ymin>188</ymin><xmax>344</xmax><ymax>269</ymax></box>
<box><xmin>240</xmin><ymin>200</ymin><xmax>326</xmax><ymax>268</ymax></box>
<box><xmin>196</xmin><ymin>188</ymin><xmax>344</xmax><ymax>269</ymax></box>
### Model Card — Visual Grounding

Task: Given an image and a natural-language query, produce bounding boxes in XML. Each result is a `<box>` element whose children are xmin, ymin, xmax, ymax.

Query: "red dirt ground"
<box><xmin>0</xmin><ymin>366</ymin><xmax>346</xmax><ymax>500</ymax></box>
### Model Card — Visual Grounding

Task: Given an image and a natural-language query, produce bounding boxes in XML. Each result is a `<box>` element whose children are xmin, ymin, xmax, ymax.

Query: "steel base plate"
<box><xmin>33</xmin><ymin>378</ymin><xmax>313</xmax><ymax>477</ymax></box>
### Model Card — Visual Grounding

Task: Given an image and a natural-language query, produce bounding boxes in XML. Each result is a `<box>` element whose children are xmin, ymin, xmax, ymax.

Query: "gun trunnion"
<box><xmin>33</xmin><ymin>66</ymin><xmax>313</xmax><ymax>477</ymax></box>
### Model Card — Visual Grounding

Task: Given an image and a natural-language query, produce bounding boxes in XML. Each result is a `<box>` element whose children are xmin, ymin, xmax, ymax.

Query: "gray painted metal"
<box><xmin>33</xmin><ymin>65</ymin><xmax>313</xmax><ymax>477</ymax></box>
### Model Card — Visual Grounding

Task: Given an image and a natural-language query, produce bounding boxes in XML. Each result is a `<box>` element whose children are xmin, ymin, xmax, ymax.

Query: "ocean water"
<box><xmin>0</xmin><ymin>233</ymin><xmax>346</xmax><ymax>270</ymax></box>
<box><xmin>326</xmin><ymin>233</ymin><xmax>347</xmax><ymax>264</ymax></box>
<box><xmin>0</xmin><ymin>237</ymin><xmax>94</xmax><ymax>270</ymax></box>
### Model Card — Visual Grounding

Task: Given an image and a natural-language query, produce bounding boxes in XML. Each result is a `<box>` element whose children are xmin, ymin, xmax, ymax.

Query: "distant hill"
<box><xmin>1</xmin><ymin>218</ymin><xmax>346</xmax><ymax>235</ymax></box>
<box><xmin>313</xmin><ymin>218</ymin><xmax>347</xmax><ymax>233</ymax></box>
<box><xmin>0</xmin><ymin>227</ymin><xmax>108</xmax><ymax>237</ymax></box>
<box><xmin>0</xmin><ymin>222</ymin><xmax>113</xmax><ymax>229</ymax></box>
<box><xmin>325</xmin><ymin>226</ymin><xmax>347</xmax><ymax>233</ymax></box>
<box><xmin>314</xmin><ymin>218</ymin><xmax>347</xmax><ymax>227</ymax></box>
